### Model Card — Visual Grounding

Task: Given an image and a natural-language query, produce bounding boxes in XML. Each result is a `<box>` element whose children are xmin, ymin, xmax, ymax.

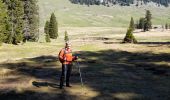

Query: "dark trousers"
<box><xmin>60</xmin><ymin>64</ymin><xmax>72</xmax><ymax>87</ymax></box>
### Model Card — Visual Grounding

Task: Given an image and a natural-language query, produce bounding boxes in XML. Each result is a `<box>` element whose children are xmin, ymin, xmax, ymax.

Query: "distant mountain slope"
<box><xmin>69</xmin><ymin>0</ymin><xmax>170</xmax><ymax>7</ymax></box>
<box><xmin>38</xmin><ymin>0</ymin><xmax>170</xmax><ymax>27</ymax></box>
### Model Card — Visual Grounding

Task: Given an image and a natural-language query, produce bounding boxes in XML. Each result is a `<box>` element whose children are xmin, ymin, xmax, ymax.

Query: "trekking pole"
<box><xmin>64</xmin><ymin>63</ymin><xmax>67</xmax><ymax>86</ymax></box>
<box><xmin>76</xmin><ymin>61</ymin><xmax>84</xmax><ymax>87</ymax></box>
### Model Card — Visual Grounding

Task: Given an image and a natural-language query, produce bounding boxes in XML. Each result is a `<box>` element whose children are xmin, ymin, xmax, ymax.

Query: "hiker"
<box><xmin>58</xmin><ymin>42</ymin><xmax>78</xmax><ymax>89</ymax></box>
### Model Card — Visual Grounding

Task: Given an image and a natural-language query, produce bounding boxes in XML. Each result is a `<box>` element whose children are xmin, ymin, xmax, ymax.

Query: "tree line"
<box><xmin>0</xmin><ymin>0</ymin><xmax>39</xmax><ymax>45</ymax></box>
<box><xmin>69</xmin><ymin>0</ymin><xmax>170</xmax><ymax>7</ymax></box>
<box><xmin>136</xmin><ymin>10</ymin><xmax>152</xmax><ymax>32</ymax></box>
<box><xmin>123</xmin><ymin>10</ymin><xmax>152</xmax><ymax>43</ymax></box>
<box><xmin>123</xmin><ymin>9</ymin><xmax>170</xmax><ymax>44</ymax></box>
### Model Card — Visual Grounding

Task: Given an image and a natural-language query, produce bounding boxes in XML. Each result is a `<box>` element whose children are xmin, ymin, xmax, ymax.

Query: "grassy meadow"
<box><xmin>38</xmin><ymin>0</ymin><xmax>170</xmax><ymax>27</ymax></box>
<box><xmin>0</xmin><ymin>27</ymin><xmax>170</xmax><ymax>100</ymax></box>
<box><xmin>0</xmin><ymin>0</ymin><xmax>170</xmax><ymax>100</ymax></box>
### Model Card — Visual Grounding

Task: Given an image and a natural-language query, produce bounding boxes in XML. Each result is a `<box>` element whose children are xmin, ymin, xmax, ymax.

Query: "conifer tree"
<box><xmin>44</xmin><ymin>20</ymin><xmax>50</xmax><ymax>42</ymax></box>
<box><xmin>0</xmin><ymin>1</ymin><xmax>7</xmax><ymax>45</ymax></box>
<box><xmin>144</xmin><ymin>10</ymin><xmax>152</xmax><ymax>31</ymax></box>
<box><xmin>129</xmin><ymin>17</ymin><xmax>135</xmax><ymax>31</ymax></box>
<box><xmin>14</xmin><ymin>0</ymin><xmax>24</xmax><ymax>44</ymax></box>
<box><xmin>3</xmin><ymin>0</ymin><xmax>14</xmax><ymax>44</ymax></box>
<box><xmin>23</xmin><ymin>0</ymin><xmax>39</xmax><ymax>41</ymax></box>
<box><xmin>123</xmin><ymin>28</ymin><xmax>137</xmax><ymax>43</ymax></box>
<box><xmin>49</xmin><ymin>13</ymin><xmax>58</xmax><ymax>39</ymax></box>
<box><xmin>64</xmin><ymin>31</ymin><xmax>69</xmax><ymax>42</ymax></box>
<box><xmin>138</xmin><ymin>17</ymin><xmax>145</xmax><ymax>29</ymax></box>
<box><xmin>123</xmin><ymin>18</ymin><xmax>137</xmax><ymax>43</ymax></box>
<box><xmin>2</xmin><ymin>0</ymin><xmax>39</xmax><ymax>44</ymax></box>
<box><xmin>45</xmin><ymin>33</ymin><xmax>51</xmax><ymax>42</ymax></box>
<box><xmin>3</xmin><ymin>0</ymin><xmax>24</xmax><ymax>44</ymax></box>
<box><xmin>44</xmin><ymin>21</ymin><xmax>49</xmax><ymax>34</ymax></box>
<box><xmin>165</xmin><ymin>23</ymin><xmax>168</xmax><ymax>30</ymax></box>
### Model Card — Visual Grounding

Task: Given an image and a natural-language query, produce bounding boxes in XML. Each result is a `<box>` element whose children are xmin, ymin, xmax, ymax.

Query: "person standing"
<box><xmin>58</xmin><ymin>42</ymin><xmax>78</xmax><ymax>89</ymax></box>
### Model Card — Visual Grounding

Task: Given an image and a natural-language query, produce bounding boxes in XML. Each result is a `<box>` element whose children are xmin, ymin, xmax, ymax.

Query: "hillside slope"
<box><xmin>38</xmin><ymin>0</ymin><xmax>170</xmax><ymax>27</ymax></box>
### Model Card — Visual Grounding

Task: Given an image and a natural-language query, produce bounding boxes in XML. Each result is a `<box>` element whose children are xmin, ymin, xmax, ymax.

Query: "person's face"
<box><xmin>66</xmin><ymin>45</ymin><xmax>71</xmax><ymax>49</ymax></box>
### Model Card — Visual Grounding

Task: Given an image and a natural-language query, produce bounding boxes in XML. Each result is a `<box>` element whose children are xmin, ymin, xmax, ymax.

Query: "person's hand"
<box><xmin>64</xmin><ymin>57</ymin><xmax>67</xmax><ymax>61</ymax></box>
<box><xmin>75</xmin><ymin>56</ymin><xmax>78</xmax><ymax>60</ymax></box>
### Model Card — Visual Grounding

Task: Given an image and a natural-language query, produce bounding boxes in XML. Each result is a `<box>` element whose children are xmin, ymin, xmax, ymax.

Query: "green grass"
<box><xmin>0</xmin><ymin>28</ymin><xmax>170</xmax><ymax>62</ymax></box>
<box><xmin>38</xmin><ymin>0</ymin><xmax>170</xmax><ymax>27</ymax></box>
<box><xmin>0</xmin><ymin>42</ymin><xmax>62</xmax><ymax>61</ymax></box>
<box><xmin>0</xmin><ymin>27</ymin><xmax>170</xmax><ymax>100</ymax></box>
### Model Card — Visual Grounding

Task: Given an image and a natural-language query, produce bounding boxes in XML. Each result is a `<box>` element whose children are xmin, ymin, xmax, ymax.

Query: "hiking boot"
<box><xmin>59</xmin><ymin>85</ymin><xmax>63</xmax><ymax>89</ymax></box>
<box><xmin>66</xmin><ymin>84</ymin><xmax>72</xmax><ymax>87</ymax></box>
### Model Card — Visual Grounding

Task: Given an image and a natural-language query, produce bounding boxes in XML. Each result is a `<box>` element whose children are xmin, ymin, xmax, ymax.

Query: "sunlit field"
<box><xmin>0</xmin><ymin>27</ymin><xmax>170</xmax><ymax>100</ymax></box>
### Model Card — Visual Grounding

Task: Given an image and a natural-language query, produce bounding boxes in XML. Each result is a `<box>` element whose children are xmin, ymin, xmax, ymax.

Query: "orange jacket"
<box><xmin>58</xmin><ymin>48</ymin><xmax>76</xmax><ymax>64</ymax></box>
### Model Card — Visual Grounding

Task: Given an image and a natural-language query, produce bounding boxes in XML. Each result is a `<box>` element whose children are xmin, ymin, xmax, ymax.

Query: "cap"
<box><xmin>65</xmin><ymin>41</ymin><xmax>71</xmax><ymax>47</ymax></box>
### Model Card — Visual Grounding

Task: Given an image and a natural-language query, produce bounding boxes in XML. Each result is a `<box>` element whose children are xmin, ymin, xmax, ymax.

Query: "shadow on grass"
<box><xmin>0</xmin><ymin>50</ymin><xmax>170</xmax><ymax>100</ymax></box>
<box><xmin>32</xmin><ymin>81</ymin><xmax>59</xmax><ymax>88</ymax></box>
<box><xmin>103</xmin><ymin>42</ymin><xmax>170</xmax><ymax>46</ymax></box>
<box><xmin>76</xmin><ymin>50</ymin><xmax>170</xmax><ymax>100</ymax></box>
<box><xmin>138</xmin><ymin>42</ymin><xmax>170</xmax><ymax>45</ymax></box>
<box><xmin>0</xmin><ymin>56</ymin><xmax>60</xmax><ymax>80</ymax></box>
<box><xmin>0</xmin><ymin>90</ymin><xmax>79</xmax><ymax>100</ymax></box>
